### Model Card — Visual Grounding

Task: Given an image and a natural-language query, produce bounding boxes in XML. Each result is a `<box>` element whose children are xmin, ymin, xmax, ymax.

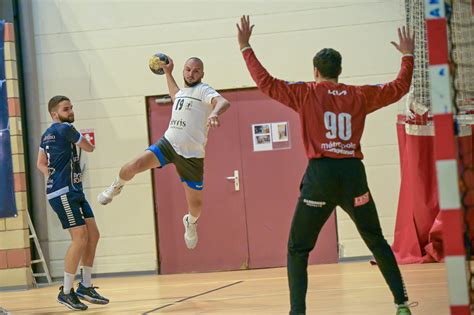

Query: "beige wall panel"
<box><xmin>10</xmin><ymin>135</ymin><xmax>24</xmax><ymax>155</ymax></box>
<box><xmin>35</xmin><ymin>53</ymin><xmax>92</xmax><ymax>105</ymax></box>
<box><xmin>5</xmin><ymin>61</ymin><xmax>18</xmax><ymax>80</ymax></box>
<box><xmin>0</xmin><ymin>229</ymin><xmax>29</xmax><ymax>250</ymax></box>
<box><xmin>34</xmin><ymin>2</ymin><xmax>402</xmax><ymax>54</ymax></box>
<box><xmin>36</xmin><ymin>1</ymin><xmax>333</xmax><ymax>36</ymax></box>
<box><xmin>12</xmin><ymin>154</ymin><xmax>25</xmax><ymax>173</ymax></box>
<box><xmin>49</xmin><ymin>253</ymin><xmax>157</xmax><ymax>277</ymax></box>
<box><xmin>9</xmin><ymin>117</ymin><xmax>22</xmax><ymax>136</ymax></box>
<box><xmin>6</xmin><ymin>80</ymin><xmax>19</xmax><ymax>98</ymax></box>
<box><xmin>15</xmin><ymin>192</ymin><xmax>28</xmax><ymax>212</ymax></box>
<box><xmin>4</xmin><ymin>42</ymin><xmax>16</xmax><ymax>61</ymax></box>
<box><xmin>5</xmin><ymin>210</ymin><xmax>28</xmax><ymax>231</ymax></box>
<box><xmin>48</xmin><ymin>234</ymin><xmax>157</xmax><ymax>262</ymax></box>
<box><xmin>0</xmin><ymin>267</ymin><xmax>32</xmax><ymax>287</ymax></box>
<box><xmin>31</xmin><ymin>0</ymin><xmax>64</xmax><ymax>36</ymax></box>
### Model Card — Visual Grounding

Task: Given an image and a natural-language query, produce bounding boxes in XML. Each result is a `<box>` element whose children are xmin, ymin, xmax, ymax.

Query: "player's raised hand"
<box><xmin>391</xmin><ymin>26</ymin><xmax>415</xmax><ymax>55</ymax></box>
<box><xmin>162</xmin><ymin>56</ymin><xmax>174</xmax><ymax>74</ymax></box>
<box><xmin>237</xmin><ymin>15</ymin><xmax>254</xmax><ymax>50</ymax></box>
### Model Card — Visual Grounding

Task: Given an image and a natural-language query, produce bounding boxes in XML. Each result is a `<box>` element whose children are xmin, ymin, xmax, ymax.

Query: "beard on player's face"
<box><xmin>57</xmin><ymin>112</ymin><xmax>75</xmax><ymax>123</ymax></box>
<box><xmin>184</xmin><ymin>77</ymin><xmax>202</xmax><ymax>87</ymax></box>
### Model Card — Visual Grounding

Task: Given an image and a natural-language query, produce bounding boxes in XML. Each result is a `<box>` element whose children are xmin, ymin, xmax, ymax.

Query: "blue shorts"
<box><xmin>147</xmin><ymin>137</ymin><xmax>204</xmax><ymax>190</ymax></box>
<box><xmin>49</xmin><ymin>192</ymin><xmax>94</xmax><ymax>229</ymax></box>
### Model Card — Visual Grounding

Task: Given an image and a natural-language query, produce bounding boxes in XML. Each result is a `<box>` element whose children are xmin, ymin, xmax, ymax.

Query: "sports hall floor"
<box><xmin>0</xmin><ymin>262</ymin><xmax>451</xmax><ymax>314</ymax></box>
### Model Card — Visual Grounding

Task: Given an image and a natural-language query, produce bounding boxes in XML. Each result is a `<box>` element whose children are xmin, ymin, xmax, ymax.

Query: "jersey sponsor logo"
<box><xmin>169</xmin><ymin>119</ymin><xmax>187</xmax><ymax>128</ymax></box>
<box><xmin>43</xmin><ymin>134</ymin><xmax>56</xmax><ymax>141</ymax></box>
<box><xmin>321</xmin><ymin>141</ymin><xmax>356</xmax><ymax>156</ymax></box>
<box><xmin>303</xmin><ymin>199</ymin><xmax>326</xmax><ymax>207</ymax></box>
<box><xmin>328</xmin><ymin>90</ymin><xmax>347</xmax><ymax>96</ymax></box>
<box><xmin>354</xmin><ymin>192</ymin><xmax>370</xmax><ymax>207</ymax></box>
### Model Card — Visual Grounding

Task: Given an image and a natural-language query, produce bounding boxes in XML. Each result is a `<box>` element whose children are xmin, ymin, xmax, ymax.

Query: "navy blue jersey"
<box><xmin>39</xmin><ymin>123</ymin><xmax>83</xmax><ymax>199</ymax></box>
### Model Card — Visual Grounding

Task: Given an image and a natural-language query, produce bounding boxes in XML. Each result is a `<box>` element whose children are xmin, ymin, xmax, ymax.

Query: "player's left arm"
<box><xmin>62</xmin><ymin>123</ymin><xmax>95</xmax><ymax>152</ymax></box>
<box><xmin>208</xmin><ymin>96</ymin><xmax>231</xmax><ymax>128</ymax></box>
<box><xmin>36</xmin><ymin>149</ymin><xmax>49</xmax><ymax>177</ymax></box>
<box><xmin>77</xmin><ymin>137</ymin><xmax>95</xmax><ymax>152</ymax></box>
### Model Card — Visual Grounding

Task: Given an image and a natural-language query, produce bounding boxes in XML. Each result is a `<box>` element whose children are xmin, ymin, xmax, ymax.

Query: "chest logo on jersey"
<box><xmin>170</xmin><ymin>119</ymin><xmax>187</xmax><ymax>128</ymax></box>
<box><xmin>43</xmin><ymin>134</ymin><xmax>56</xmax><ymax>141</ymax></box>
<box><xmin>328</xmin><ymin>90</ymin><xmax>347</xmax><ymax>96</ymax></box>
<box><xmin>175</xmin><ymin>99</ymin><xmax>194</xmax><ymax>111</ymax></box>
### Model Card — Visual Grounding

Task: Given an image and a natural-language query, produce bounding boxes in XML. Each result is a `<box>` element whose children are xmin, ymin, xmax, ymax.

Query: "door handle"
<box><xmin>226</xmin><ymin>170</ymin><xmax>240</xmax><ymax>191</ymax></box>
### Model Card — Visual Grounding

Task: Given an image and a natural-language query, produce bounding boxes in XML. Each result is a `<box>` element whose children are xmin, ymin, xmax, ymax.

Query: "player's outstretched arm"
<box><xmin>237</xmin><ymin>15</ymin><xmax>308</xmax><ymax>112</ymax></box>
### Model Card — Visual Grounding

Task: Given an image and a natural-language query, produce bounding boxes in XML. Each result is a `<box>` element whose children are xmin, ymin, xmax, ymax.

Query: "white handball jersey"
<box><xmin>164</xmin><ymin>83</ymin><xmax>220</xmax><ymax>158</ymax></box>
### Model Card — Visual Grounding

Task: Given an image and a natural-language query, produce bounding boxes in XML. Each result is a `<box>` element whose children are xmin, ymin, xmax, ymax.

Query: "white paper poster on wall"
<box><xmin>252</xmin><ymin>123</ymin><xmax>272</xmax><ymax>151</ymax></box>
<box><xmin>252</xmin><ymin>122</ymin><xmax>290</xmax><ymax>152</ymax></box>
<box><xmin>271</xmin><ymin>121</ymin><xmax>288</xmax><ymax>142</ymax></box>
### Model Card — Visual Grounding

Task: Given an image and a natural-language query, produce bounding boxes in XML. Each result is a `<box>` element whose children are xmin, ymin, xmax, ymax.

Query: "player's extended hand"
<box><xmin>391</xmin><ymin>26</ymin><xmax>415</xmax><ymax>55</ymax></box>
<box><xmin>237</xmin><ymin>15</ymin><xmax>254</xmax><ymax>50</ymax></box>
<box><xmin>207</xmin><ymin>114</ymin><xmax>220</xmax><ymax>128</ymax></box>
<box><xmin>161</xmin><ymin>56</ymin><xmax>174</xmax><ymax>74</ymax></box>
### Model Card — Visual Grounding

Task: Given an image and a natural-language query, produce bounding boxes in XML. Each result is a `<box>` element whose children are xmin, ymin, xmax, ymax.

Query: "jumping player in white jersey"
<box><xmin>98</xmin><ymin>56</ymin><xmax>231</xmax><ymax>249</ymax></box>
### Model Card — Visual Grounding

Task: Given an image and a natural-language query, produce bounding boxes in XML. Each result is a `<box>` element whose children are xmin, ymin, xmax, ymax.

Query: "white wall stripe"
<box><xmin>445</xmin><ymin>256</ymin><xmax>470</xmax><ymax>306</ymax></box>
<box><xmin>428</xmin><ymin>65</ymin><xmax>453</xmax><ymax>114</ymax></box>
<box><xmin>436</xmin><ymin>160</ymin><xmax>462</xmax><ymax>210</ymax></box>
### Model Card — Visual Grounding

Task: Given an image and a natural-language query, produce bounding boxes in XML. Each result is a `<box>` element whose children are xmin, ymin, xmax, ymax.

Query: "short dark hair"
<box><xmin>48</xmin><ymin>95</ymin><xmax>70</xmax><ymax>113</ymax></box>
<box><xmin>313</xmin><ymin>48</ymin><xmax>342</xmax><ymax>79</ymax></box>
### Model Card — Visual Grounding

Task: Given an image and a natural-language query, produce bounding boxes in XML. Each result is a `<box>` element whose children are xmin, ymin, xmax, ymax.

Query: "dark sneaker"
<box><xmin>76</xmin><ymin>282</ymin><xmax>110</xmax><ymax>305</ymax></box>
<box><xmin>57</xmin><ymin>286</ymin><xmax>88</xmax><ymax>311</ymax></box>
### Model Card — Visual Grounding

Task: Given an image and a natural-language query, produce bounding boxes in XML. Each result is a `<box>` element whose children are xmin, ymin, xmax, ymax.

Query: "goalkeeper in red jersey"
<box><xmin>237</xmin><ymin>15</ymin><xmax>415</xmax><ymax>315</ymax></box>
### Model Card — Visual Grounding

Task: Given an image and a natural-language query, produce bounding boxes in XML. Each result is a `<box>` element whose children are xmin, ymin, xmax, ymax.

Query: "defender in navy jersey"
<box><xmin>98</xmin><ymin>56</ymin><xmax>230</xmax><ymax>250</ymax></box>
<box><xmin>37</xmin><ymin>96</ymin><xmax>108</xmax><ymax>311</ymax></box>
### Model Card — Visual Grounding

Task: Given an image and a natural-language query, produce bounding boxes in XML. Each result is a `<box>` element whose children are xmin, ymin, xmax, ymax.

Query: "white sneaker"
<box><xmin>97</xmin><ymin>178</ymin><xmax>124</xmax><ymax>205</ymax></box>
<box><xmin>183</xmin><ymin>214</ymin><xmax>198</xmax><ymax>249</ymax></box>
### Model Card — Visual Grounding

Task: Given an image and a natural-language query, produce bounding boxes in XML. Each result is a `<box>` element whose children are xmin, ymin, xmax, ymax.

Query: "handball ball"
<box><xmin>149</xmin><ymin>53</ymin><xmax>169</xmax><ymax>75</ymax></box>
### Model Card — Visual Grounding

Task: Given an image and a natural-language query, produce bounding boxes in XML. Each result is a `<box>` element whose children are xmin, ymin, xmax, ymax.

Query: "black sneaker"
<box><xmin>57</xmin><ymin>286</ymin><xmax>88</xmax><ymax>311</ymax></box>
<box><xmin>76</xmin><ymin>282</ymin><xmax>110</xmax><ymax>305</ymax></box>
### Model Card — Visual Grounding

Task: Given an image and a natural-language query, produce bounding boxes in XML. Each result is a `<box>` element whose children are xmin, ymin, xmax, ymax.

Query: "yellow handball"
<box><xmin>149</xmin><ymin>53</ymin><xmax>169</xmax><ymax>75</ymax></box>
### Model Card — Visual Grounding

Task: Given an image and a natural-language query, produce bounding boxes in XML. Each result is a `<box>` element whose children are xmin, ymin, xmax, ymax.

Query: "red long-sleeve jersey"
<box><xmin>242</xmin><ymin>48</ymin><xmax>414</xmax><ymax>160</ymax></box>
